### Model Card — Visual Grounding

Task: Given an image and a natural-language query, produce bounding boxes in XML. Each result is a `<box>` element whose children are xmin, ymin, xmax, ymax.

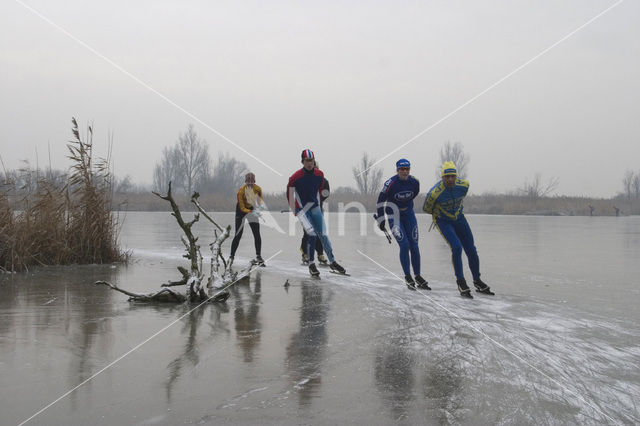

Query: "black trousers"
<box><xmin>230</xmin><ymin>211</ymin><xmax>261</xmax><ymax>257</ymax></box>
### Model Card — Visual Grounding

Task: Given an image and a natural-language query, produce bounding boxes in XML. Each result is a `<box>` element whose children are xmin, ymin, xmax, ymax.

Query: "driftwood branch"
<box><xmin>94</xmin><ymin>280</ymin><xmax>187</xmax><ymax>303</ymax></box>
<box><xmin>152</xmin><ymin>182</ymin><xmax>200</xmax><ymax>273</ymax></box>
<box><xmin>191</xmin><ymin>192</ymin><xmax>223</xmax><ymax>232</ymax></box>
<box><xmin>95</xmin><ymin>182</ymin><xmax>256</xmax><ymax>304</ymax></box>
<box><xmin>94</xmin><ymin>280</ymin><xmax>230</xmax><ymax>303</ymax></box>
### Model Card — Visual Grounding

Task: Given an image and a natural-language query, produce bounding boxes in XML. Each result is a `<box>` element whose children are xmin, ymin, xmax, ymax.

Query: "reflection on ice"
<box><xmin>285</xmin><ymin>280</ymin><xmax>331</xmax><ymax>406</ymax></box>
<box><xmin>232</xmin><ymin>272</ymin><xmax>263</xmax><ymax>364</ymax></box>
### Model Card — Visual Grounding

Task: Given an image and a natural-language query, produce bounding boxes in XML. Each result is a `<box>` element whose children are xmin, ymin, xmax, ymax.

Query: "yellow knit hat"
<box><xmin>441</xmin><ymin>161</ymin><xmax>458</xmax><ymax>177</ymax></box>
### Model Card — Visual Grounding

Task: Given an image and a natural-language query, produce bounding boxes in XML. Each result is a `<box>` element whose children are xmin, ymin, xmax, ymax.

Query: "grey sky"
<box><xmin>1</xmin><ymin>0</ymin><xmax>638</xmax><ymax>198</ymax></box>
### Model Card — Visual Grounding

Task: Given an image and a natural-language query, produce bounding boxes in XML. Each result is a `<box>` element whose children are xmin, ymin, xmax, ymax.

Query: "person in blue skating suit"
<box><xmin>376</xmin><ymin>158</ymin><xmax>429</xmax><ymax>290</ymax></box>
<box><xmin>423</xmin><ymin>161</ymin><xmax>494</xmax><ymax>298</ymax></box>
<box><xmin>287</xmin><ymin>149</ymin><xmax>347</xmax><ymax>277</ymax></box>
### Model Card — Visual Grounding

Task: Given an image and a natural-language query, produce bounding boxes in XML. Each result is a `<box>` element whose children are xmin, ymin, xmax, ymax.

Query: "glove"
<box><xmin>378</xmin><ymin>220</ymin><xmax>386</xmax><ymax>232</ymax></box>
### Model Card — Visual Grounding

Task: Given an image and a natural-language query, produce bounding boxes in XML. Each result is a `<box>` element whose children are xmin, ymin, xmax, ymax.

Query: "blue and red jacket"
<box><xmin>376</xmin><ymin>175</ymin><xmax>420</xmax><ymax>218</ymax></box>
<box><xmin>287</xmin><ymin>167</ymin><xmax>326</xmax><ymax>214</ymax></box>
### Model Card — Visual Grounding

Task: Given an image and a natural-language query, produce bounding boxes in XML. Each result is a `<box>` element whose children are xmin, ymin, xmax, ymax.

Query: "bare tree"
<box><xmin>153</xmin><ymin>146</ymin><xmax>181</xmax><ymax>193</ymax></box>
<box><xmin>203</xmin><ymin>152</ymin><xmax>248</xmax><ymax>195</ymax></box>
<box><xmin>633</xmin><ymin>171</ymin><xmax>640</xmax><ymax>199</ymax></box>
<box><xmin>437</xmin><ymin>141</ymin><xmax>469</xmax><ymax>179</ymax></box>
<box><xmin>153</xmin><ymin>125</ymin><xmax>211</xmax><ymax>195</ymax></box>
<box><xmin>520</xmin><ymin>173</ymin><xmax>559</xmax><ymax>202</ymax></box>
<box><xmin>352</xmin><ymin>152</ymin><xmax>384</xmax><ymax>195</ymax></box>
<box><xmin>621</xmin><ymin>169</ymin><xmax>635</xmax><ymax>200</ymax></box>
<box><xmin>176</xmin><ymin>124</ymin><xmax>210</xmax><ymax>195</ymax></box>
<box><xmin>622</xmin><ymin>169</ymin><xmax>634</xmax><ymax>200</ymax></box>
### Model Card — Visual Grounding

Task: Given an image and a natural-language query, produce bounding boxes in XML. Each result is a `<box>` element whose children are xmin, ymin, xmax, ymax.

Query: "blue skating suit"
<box><xmin>376</xmin><ymin>175</ymin><xmax>421</xmax><ymax>276</ymax></box>
<box><xmin>423</xmin><ymin>178</ymin><xmax>480</xmax><ymax>281</ymax></box>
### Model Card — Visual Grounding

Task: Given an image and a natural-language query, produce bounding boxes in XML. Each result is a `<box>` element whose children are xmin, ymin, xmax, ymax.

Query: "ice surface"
<box><xmin>1</xmin><ymin>212</ymin><xmax>638</xmax><ymax>425</ymax></box>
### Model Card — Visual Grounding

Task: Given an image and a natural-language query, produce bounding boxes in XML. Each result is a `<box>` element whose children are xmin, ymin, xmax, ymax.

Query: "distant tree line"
<box><xmin>153</xmin><ymin>124</ymin><xmax>248</xmax><ymax>196</ymax></box>
<box><xmin>1</xmin><ymin>162</ymin><xmax>148</xmax><ymax>197</ymax></box>
<box><xmin>6</xmin><ymin>130</ymin><xmax>633</xmax><ymax>216</ymax></box>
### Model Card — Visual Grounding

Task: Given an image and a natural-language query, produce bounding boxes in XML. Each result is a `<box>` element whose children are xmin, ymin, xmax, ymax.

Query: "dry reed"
<box><xmin>0</xmin><ymin>118</ymin><xmax>126</xmax><ymax>272</ymax></box>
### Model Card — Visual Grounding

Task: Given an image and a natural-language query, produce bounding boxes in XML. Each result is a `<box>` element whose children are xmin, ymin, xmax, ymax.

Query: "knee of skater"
<box><xmin>451</xmin><ymin>245</ymin><xmax>462</xmax><ymax>257</ymax></box>
<box><xmin>398</xmin><ymin>240</ymin><xmax>410</xmax><ymax>251</ymax></box>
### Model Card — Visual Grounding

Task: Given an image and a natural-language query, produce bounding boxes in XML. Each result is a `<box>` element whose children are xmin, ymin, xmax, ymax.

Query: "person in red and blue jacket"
<box><xmin>423</xmin><ymin>161</ymin><xmax>494</xmax><ymax>298</ymax></box>
<box><xmin>287</xmin><ymin>149</ymin><xmax>346</xmax><ymax>277</ymax></box>
<box><xmin>376</xmin><ymin>159</ymin><xmax>429</xmax><ymax>290</ymax></box>
<box><xmin>300</xmin><ymin>162</ymin><xmax>330</xmax><ymax>265</ymax></box>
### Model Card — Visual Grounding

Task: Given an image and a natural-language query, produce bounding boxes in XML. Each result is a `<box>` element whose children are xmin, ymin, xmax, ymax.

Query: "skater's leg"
<box><xmin>299</xmin><ymin>210</ymin><xmax>318</xmax><ymax>262</ymax></box>
<box><xmin>389</xmin><ymin>218</ymin><xmax>411</xmax><ymax>276</ymax></box>
<box><xmin>435</xmin><ymin>219</ymin><xmax>464</xmax><ymax>280</ymax></box>
<box><xmin>403</xmin><ymin>213</ymin><xmax>421</xmax><ymax>276</ymax></box>
<box><xmin>455</xmin><ymin>215</ymin><xmax>480</xmax><ymax>281</ymax></box>
<box><xmin>308</xmin><ymin>206</ymin><xmax>335</xmax><ymax>263</ymax></box>
<box><xmin>249</xmin><ymin>221</ymin><xmax>262</xmax><ymax>257</ymax></box>
<box><xmin>230</xmin><ymin>214</ymin><xmax>246</xmax><ymax>257</ymax></box>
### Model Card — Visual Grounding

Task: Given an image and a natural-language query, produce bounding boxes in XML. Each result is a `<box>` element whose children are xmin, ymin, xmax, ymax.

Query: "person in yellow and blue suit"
<box><xmin>376</xmin><ymin>159</ymin><xmax>430</xmax><ymax>291</ymax></box>
<box><xmin>423</xmin><ymin>161</ymin><xmax>494</xmax><ymax>298</ymax></box>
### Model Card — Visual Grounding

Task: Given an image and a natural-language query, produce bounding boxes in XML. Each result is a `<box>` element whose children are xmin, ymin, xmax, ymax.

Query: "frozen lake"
<box><xmin>1</xmin><ymin>211</ymin><xmax>639</xmax><ymax>425</ymax></box>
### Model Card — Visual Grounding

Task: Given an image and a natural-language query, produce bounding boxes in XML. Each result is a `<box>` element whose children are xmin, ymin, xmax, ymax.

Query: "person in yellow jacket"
<box><xmin>229</xmin><ymin>173</ymin><xmax>264</xmax><ymax>266</ymax></box>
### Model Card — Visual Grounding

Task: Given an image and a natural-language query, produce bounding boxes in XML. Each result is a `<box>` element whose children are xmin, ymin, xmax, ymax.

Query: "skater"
<box><xmin>423</xmin><ymin>161</ymin><xmax>494</xmax><ymax>298</ymax></box>
<box><xmin>376</xmin><ymin>158</ymin><xmax>428</xmax><ymax>290</ymax></box>
<box><xmin>287</xmin><ymin>149</ymin><xmax>346</xmax><ymax>277</ymax></box>
<box><xmin>229</xmin><ymin>172</ymin><xmax>264</xmax><ymax>267</ymax></box>
<box><xmin>300</xmin><ymin>161</ymin><xmax>330</xmax><ymax>265</ymax></box>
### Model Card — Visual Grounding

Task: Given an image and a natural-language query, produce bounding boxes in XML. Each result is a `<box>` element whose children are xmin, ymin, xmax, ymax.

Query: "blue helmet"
<box><xmin>396</xmin><ymin>158</ymin><xmax>410</xmax><ymax>170</ymax></box>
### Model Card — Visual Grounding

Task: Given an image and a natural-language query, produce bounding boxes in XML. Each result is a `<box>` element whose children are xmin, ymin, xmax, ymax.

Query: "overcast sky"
<box><xmin>2</xmin><ymin>0</ymin><xmax>639</xmax><ymax>197</ymax></box>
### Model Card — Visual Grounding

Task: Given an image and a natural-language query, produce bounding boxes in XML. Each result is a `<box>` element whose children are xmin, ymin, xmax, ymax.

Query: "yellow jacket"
<box><xmin>237</xmin><ymin>184</ymin><xmax>263</xmax><ymax>214</ymax></box>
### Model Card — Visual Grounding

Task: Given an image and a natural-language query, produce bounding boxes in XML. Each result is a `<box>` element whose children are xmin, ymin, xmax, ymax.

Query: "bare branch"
<box><xmin>191</xmin><ymin>192</ymin><xmax>223</xmax><ymax>232</ymax></box>
<box><xmin>94</xmin><ymin>280</ymin><xmax>187</xmax><ymax>303</ymax></box>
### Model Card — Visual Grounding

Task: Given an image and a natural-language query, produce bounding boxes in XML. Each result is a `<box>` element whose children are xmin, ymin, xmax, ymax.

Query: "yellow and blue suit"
<box><xmin>423</xmin><ymin>178</ymin><xmax>480</xmax><ymax>281</ymax></box>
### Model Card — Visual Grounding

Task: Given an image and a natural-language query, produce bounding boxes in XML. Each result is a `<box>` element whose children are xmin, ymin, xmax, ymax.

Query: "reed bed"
<box><xmin>0</xmin><ymin>118</ymin><xmax>126</xmax><ymax>272</ymax></box>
